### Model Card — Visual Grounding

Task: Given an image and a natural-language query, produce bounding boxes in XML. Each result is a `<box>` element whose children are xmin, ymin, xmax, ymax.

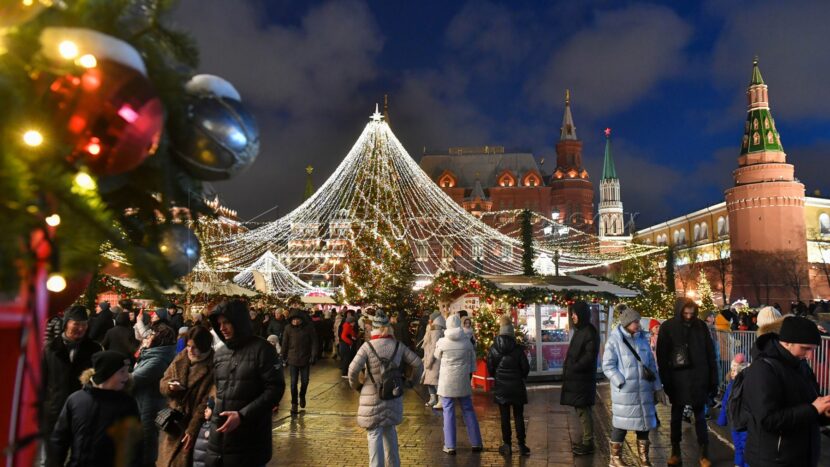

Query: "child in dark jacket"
<box><xmin>717</xmin><ymin>355</ymin><xmax>748</xmax><ymax>467</ymax></box>
<box><xmin>192</xmin><ymin>397</ymin><xmax>214</xmax><ymax>467</ymax></box>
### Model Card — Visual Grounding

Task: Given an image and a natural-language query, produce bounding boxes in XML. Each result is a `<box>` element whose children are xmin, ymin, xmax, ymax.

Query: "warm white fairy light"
<box><xmin>233</xmin><ymin>250</ymin><xmax>320</xmax><ymax>295</ymax></box>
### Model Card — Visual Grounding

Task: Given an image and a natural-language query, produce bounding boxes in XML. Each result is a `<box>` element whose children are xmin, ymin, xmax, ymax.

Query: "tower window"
<box><xmin>767</xmin><ymin>131</ymin><xmax>774</xmax><ymax>144</ymax></box>
<box><xmin>820</xmin><ymin>213</ymin><xmax>830</xmax><ymax>236</ymax></box>
<box><xmin>753</xmin><ymin>118</ymin><xmax>759</xmax><ymax>130</ymax></box>
<box><xmin>753</xmin><ymin>132</ymin><xmax>760</xmax><ymax>145</ymax></box>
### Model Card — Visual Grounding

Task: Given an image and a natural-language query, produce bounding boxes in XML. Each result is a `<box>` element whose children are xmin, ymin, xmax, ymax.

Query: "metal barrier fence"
<box><xmin>710</xmin><ymin>329</ymin><xmax>830</xmax><ymax>396</ymax></box>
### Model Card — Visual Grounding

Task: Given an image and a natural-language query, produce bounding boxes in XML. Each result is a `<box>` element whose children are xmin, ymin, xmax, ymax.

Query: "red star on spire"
<box><xmin>604</xmin><ymin>127</ymin><xmax>612</xmax><ymax>138</ymax></box>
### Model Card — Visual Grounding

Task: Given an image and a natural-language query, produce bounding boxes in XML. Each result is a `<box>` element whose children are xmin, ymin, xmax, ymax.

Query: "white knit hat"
<box><xmin>757</xmin><ymin>306</ymin><xmax>782</xmax><ymax>328</ymax></box>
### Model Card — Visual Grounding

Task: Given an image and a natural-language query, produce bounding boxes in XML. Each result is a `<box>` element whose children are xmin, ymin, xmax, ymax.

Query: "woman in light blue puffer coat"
<box><xmin>602</xmin><ymin>305</ymin><xmax>668</xmax><ymax>467</ymax></box>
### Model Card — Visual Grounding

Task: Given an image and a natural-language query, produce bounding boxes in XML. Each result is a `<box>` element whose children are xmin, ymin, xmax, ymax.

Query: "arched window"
<box><xmin>673</xmin><ymin>230</ymin><xmax>680</xmax><ymax>245</ymax></box>
<box><xmin>679</xmin><ymin>228</ymin><xmax>686</xmax><ymax>245</ymax></box>
<box><xmin>820</xmin><ymin>213</ymin><xmax>830</xmax><ymax>235</ymax></box>
<box><xmin>498</xmin><ymin>173</ymin><xmax>515</xmax><ymax>187</ymax></box>
<box><xmin>717</xmin><ymin>217</ymin><xmax>726</xmax><ymax>237</ymax></box>
<box><xmin>523</xmin><ymin>173</ymin><xmax>540</xmax><ymax>187</ymax></box>
<box><xmin>700</xmin><ymin>222</ymin><xmax>708</xmax><ymax>241</ymax></box>
<box><xmin>438</xmin><ymin>172</ymin><xmax>456</xmax><ymax>188</ymax></box>
<box><xmin>693</xmin><ymin>224</ymin><xmax>701</xmax><ymax>242</ymax></box>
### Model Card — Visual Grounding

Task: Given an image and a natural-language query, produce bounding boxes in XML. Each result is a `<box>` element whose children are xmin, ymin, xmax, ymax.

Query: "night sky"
<box><xmin>171</xmin><ymin>0</ymin><xmax>830</xmax><ymax>228</ymax></box>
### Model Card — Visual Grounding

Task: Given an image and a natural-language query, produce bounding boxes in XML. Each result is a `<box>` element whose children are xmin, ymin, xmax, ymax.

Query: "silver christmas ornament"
<box><xmin>159</xmin><ymin>224</ymin><xmax>201</xmax><ymax>277</ymax></box>
<box><xmin>175</xmin><ymin>75</ymin><xmax>260</xmax><ymax>181</ymax></box>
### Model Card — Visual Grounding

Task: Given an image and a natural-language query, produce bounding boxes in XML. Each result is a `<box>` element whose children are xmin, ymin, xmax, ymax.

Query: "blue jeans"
<box><xmin>441</xmin><ymin>396</ymin><xmax>482</xmax><ymax>449</ymax></box>
<box><xmin>367</xmin><ymin>425</ymin><xmax>399</xmax><ymax>467</ymax></box>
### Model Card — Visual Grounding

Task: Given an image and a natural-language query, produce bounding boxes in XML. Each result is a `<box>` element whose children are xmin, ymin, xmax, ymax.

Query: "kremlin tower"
<box><xmin>725</xmin><ymin>58</ymin><xmax>811</xmax><ymax>303</ymax></box>
<box><xmin>598</xmin><ymin>128</ymin><xmax>627</xmax><ymax>239</ymax></box>
<box><xmin>550</xmin><ymin>90</ymin><xmax>594</xmax><ymax>232</ymax></box>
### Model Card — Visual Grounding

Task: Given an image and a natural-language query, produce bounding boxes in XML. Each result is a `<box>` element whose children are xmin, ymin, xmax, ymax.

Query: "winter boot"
<box><xmin>699</xmin><ymin>443</ymin><xmax>712</xmax><ymax>467</ymax></box>
<box><xmin>518</xmin><ymin>444</ymin><xmax>530</xmax><ymax>456</ymax></box>
<box><xmin>609</xmin><ymin>441</ymin><xmax>629</xmax><ymax>467</ymax></box>
<box><xmin>300</xmin><ymin>396</ymin><xmax>306</xmax><ymax>409</ymax></box>
<box><xmin>573</xmin><ymin>442</ymin><xmax>595</xmax><ymax>455</ymax></box>
<box><xmin>667</xmin><ymin>443</ymin><xmax>682</xmax><ymax>466</ymax></box>
<box><xmin>425</xmin><ymin>394</ymin><xmax>436</xmax><ymax>407</ymax></box>
<box><xmin>498</xmin><ymin>443</ymin><xmax>512</xmax><ymax>456</ymax></box>
<box><xmin>432</xmin><ymin>396</ymin><xmax>442</xmax><ymax>410</ymax></box>
<box><xmin>637</xmin><ymin>440</ymin><xmax>652</xmax><ymax>467</ymax></box>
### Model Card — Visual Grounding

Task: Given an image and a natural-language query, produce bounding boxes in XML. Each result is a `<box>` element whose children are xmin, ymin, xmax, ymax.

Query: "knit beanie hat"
<box><xmin>498</xmin><ymin>315</ymin><xmax>514</xmax><ymax>336</ymax></box>
<box><xmin>648</xmin><ymin>319</ymin><xmax>660</xmax><ymax>333</ymax></box>
<box><xmin>63</xmin><ymin>305</ymin><xmax>89</xmax><ymax>328</ymax></box>
<box><xmin>617</xmin><ymin>305</ymin><xmax>640</xmax><ymax>328</ymax></box>
<box><xmin>372</xmin><ymin>310</ymin><xmax>390</xmax><ymax>327</ymax></box>
<box><xmin>91</xmin><ymin>351</ymin><xmax>129</xmax><ymax>384</ymax></box>
<box><xmin>757</xmin><ymin>306</ymin><xmax>782</xmax><ymax>328</ymax></box>
<box><xmin>178</xmin><ymin>326</ymin><xmax>189</xmax><ymax>336</ymax></box>
<box><xmin>779</xmin><ymin>316</ymin><xmax>821</xmax><ymax>346</ymax></box>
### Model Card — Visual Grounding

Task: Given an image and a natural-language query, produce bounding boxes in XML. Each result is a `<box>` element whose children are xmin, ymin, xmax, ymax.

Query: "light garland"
<box><xmin>197</xmin><ymin>109</ymin><xmax>665</xmax><ymax>284</ymax></box>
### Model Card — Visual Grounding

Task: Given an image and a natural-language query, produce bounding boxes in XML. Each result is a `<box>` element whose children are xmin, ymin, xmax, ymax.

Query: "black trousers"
<box><xmin>498</xmin><ymin>403</ymin><xmax>525</xmax><ymax>445</ymax></box>
<box><xmin>339</xmin><ymin>342</ymin><xmax>354</xmax><ymax>375</ymax></box>
<box><xmin>670</xmin><ymin>403</ymin><xmax>708</xmax><ymax>445</ymax></box>
<box><xmin>611</xmin><ymin>428</ymin><xmax>649</xmax><ymax>443</ymax></box>
<box><xmin>289</xmin><ymin>365</ymin><xmax>310</xmax><ymax>404</ymax></box>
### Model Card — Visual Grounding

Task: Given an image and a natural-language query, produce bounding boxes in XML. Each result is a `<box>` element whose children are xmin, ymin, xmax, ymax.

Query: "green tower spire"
<box><xmin>741</xmin><ymin>57</ymin><xmax>783</xmax><ymax>156</ymax></box>
<box><xmin>601</xmin><ymin>128</ymin><xmax>617</xmax><ymax>180</ymax></box>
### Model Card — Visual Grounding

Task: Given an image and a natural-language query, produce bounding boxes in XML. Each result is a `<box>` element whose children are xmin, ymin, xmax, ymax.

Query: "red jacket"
<box><xmin>340</xmin><ymin>322</ymin><xmax>356</xmax><ymax>346</ymax></box>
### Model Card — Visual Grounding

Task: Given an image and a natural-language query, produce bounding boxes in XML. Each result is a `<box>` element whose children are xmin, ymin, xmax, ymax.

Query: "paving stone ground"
<box><xmin>267</xmin><ymin>357</ymin><xmax>828</xmax><ymax>466</ymax></box>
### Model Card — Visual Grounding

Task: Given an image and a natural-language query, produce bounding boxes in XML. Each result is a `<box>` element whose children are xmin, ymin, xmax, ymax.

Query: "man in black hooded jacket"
<box><xmin>744</xmin><ymin>316</ymin><xmax>830</xmax><ymax>467</ymax></box>
<box><xmin>560</xmin><ymin>301</ymin><xmax>599</xmax><ymax>455</ymax></box>
<box><xmin>207</xmin><ymin>300</ymin><xmax>285</xmax><ymax>467</ymax></box>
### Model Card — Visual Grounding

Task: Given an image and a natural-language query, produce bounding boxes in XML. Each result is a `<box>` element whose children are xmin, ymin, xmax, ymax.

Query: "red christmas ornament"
<box><xmin>44</xmin><ymin>60</ymin><xmax>163</xmax><ymax>175</ymax></box>
<box><xmin>486</xmin><ymin>297</ymin><xmax>493</xmax><ymax>304</ymax></box>
<box><xmin>518</xmin><ymin>302</ymin><xmax>525</xmax><ymax>309</ymax></box>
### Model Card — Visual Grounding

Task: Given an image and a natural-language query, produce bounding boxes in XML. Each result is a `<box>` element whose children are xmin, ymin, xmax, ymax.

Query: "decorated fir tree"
<box><xmin>697</xmin><ymin>269</ymin><xmax>717</xmax><ymax>314</ymax></box>
<box><xmin>615</xmin><ymin>252</ymin><xmax>675</xmax><ymax>318</ymax></box>
<box><xmin>341</xmin><ymin>118</ymin><xmax>416</xmax><ymax>311</ymax></box>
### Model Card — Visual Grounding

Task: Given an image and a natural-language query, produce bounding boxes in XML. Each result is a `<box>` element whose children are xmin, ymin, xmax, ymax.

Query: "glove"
<box><xmin>655</xmin><ymin>389</ymin><xmax>669</xmax><ymax>406</ymax></box>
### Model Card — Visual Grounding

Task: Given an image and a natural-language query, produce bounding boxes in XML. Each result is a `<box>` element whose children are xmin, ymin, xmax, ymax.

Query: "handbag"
<box><xmin>670</xmin><ymin>325</ymin><xmax>692</xmax><ymax>369</ymax></box>
<box><xmin>155</xmin><ymin>406</ymin><xmax>186</xmax><ymax>437</ymax></box>
<box><xmin>619</xmin><ymin>328</ymin><xmax>657</xmax><ymax>382</ymax></box>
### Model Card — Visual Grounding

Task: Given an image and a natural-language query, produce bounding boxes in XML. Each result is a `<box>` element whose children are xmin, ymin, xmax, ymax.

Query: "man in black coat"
<box><xmin>87</xmin><ymin>301</ymin><xmax>114</xmax><ymax>343</ymax></box>
<box><xmin>40</xmin><ymin>305</ymin><xmax>102</xmax><ymax>462</ymax></box>
<box><xmin>281</xmin><ymin>309</ymin><xmax>318</xmax><ymax>414</ymax></box>
<box><xmin>166</xmin><ymin>302</ymin><xmax>184</xmax><ymax>331</ymax></box>
<box><xmin>49</xmin><ymin>350</ymin><xmax>141</xmax><ymax>467</ymax></box>
<box><xmin>744</xmin><ymin>317</ymin><xmax>830</xmax><ymax>467</ymax></box>
<box><xmin>101</xmin><ymin>311</ymin><xmax>140</xmax><ymax>363</ymax></box>
<box><xmin>207</xmin><ymin>300</ymin><xmax>284</xmax><ymax>467</ymax></box>
<box><xmin>560</xmin><ymin>301</ymin><xmax>599</xmax><ymax>455</ymax></box>
<box><xmin>656</xmin><ymin>298</ymin><xmax>718</xmax><ymax>466</ymax></box>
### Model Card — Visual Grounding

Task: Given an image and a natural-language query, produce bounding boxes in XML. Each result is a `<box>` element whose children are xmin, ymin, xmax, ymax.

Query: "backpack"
<box><xmin>727</xmin><ymin>357</ymin><xmax>782</xmax><ymax>432</ymax></box>
<box><xmin>365</xmin><ymin>341</ymin><xmax>404</xmax><ymax>400</ymax></box>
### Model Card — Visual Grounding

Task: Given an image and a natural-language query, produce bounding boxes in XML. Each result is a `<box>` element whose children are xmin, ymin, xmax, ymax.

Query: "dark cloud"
<box><xmin>171</xmin><ymin>0</ymin><xmax>384</xmax><ymax>220</ymax></box>
<box><xmin>710</xmin><ymin>0</ymin><xmax>830</xmax><ymax>122</ymax></box>
<box><xmin>527</xmin><ymin>4</ymin><xmax>692</xmax><ymax>118</ymax></box>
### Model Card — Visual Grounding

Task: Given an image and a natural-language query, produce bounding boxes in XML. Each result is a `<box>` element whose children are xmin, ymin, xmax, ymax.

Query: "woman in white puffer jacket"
<box><xmin>435</xmin><ymin>314</ymin><xmax>482</xmax><ymax>455</ymax></box>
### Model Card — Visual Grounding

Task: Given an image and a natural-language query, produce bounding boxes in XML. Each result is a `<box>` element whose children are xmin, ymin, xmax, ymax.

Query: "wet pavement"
<box><xmin>267</xmin><ymin>357</ymin><xmax>822</xmax><ymax>466</ymax></box>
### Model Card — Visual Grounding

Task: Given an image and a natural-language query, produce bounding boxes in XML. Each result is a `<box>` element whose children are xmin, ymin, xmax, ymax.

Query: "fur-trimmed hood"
<box><xmin>756</xmin><ymin>317</ymin><xmax>784</xmax><ymax>337</ymax></box>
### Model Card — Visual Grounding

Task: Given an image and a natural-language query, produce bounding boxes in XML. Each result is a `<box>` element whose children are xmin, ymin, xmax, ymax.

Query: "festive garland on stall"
<box><xmin>420</xmin><ymin>271</ymin><xmax>619</xmax><ymax>310</ymax></box>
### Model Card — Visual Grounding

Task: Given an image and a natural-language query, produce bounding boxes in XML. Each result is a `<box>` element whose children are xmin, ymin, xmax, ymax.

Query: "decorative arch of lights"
<box><xmin>197</xmin><ymin>108</ymin><xmax>664</xmax><ymax>292</ymax></box>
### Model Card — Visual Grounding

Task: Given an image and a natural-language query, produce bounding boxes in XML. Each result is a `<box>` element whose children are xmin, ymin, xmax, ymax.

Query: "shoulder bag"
<box><xmin>619</xmin><ymin>328</ymin><xmax>657</xmax><ymax>382</ymax></box>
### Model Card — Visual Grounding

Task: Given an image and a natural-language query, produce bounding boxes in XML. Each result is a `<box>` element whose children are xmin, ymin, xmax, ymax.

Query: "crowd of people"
<box><xmin>36</xmin><ymin>294</ymin><xmax>830</xmax><ymax>467</ymax></box>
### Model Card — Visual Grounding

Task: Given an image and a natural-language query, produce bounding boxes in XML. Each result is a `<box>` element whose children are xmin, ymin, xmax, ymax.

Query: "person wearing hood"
<box><xmin>207</xmin><ymin>299</ymin><xmax>285</xmax><ymax>467</ymax></box>
<box><xmin>134</xmin><ymin>307</ymin><xmax>169</xmax><ymax>341</ymax></box>
<box><xmin>132</xmin><ymin>322</ymin><xmax>178</xmax><ymax>466</ymax></box>
<box><xmin>40</xmin><ymin>305</ymin><xmax>102</xmax><ymax>463</ymax></box>
<box><xmin>656</xmin><ymin>298</ymin><xmax>718</xmax><ymax>467</ymax></box>
<box><xmin>603</xmin><ymin>305</ymin><xmax>667</xmax><ymax>467</ymax></box>
<box><xmin>167</xmin><ymin>303</ymin><xmax>185</xmax><ymax>332</ymax></box>
<box><xmin>88</xmin><ymin>301</ymin><xmax>115</xmax><ymax>343</ymax></box>
<box><xmin>743</xmin><ymin>316</ymin><xmax>830</xmax><ymax>467</ymax></box>
<box><xmin>435</xmin><ymin>314</ymin><xmax>482</xmax><ymax>455</ymax></box>
<box><xmin>281</xmin><ymin>309</ymin><xmax>319</xmax><ymax>414</ymax></box>
<box><xmin>48</xmin><ymin>351</ymin><xmax>142</xmax><ymax>467</ymax></box>
<box><xmin>420</xmin><ymin>311</ymin><xmax>445</xmax><ymax>408</ymax></box>
<box><xmin>487</xmin><ymin>315</ymin><xmax>530</xmax><ymax>457</ymax></box>
<box><xmin>102</xmin><ymin>309</ymin><xmax>140</xmax><ymax>363</ymax></box>
<box><xmin>340</xmin><ymin>311</ymin><xmax>358</xmax><ymax>377</ymax></box>
<box><xmin>560</xmin><ymin>301</ymin><xmax>599</xmax><ymax>456</ymax></box>
<box><xmin>756</xmin><ymin>305</ymin><xmax>784</xmax><ymax>337</ymax></box>
<box><xmin>348</xmin><ymin>311</ymin><xmax>423</xmax><ymax>467</ymax></box>
<box><xmin>157</xmin><ymin>326</ymin><xmax>215</xmax><ymax>467</ymax></box>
